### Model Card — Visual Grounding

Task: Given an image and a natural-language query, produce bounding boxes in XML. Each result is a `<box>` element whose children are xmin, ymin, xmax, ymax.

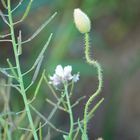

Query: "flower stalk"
<box><xmin>49</xmin><ymin>65</ymin><xmax>79</xmax><ymax>139</ymax></box>
<box><xmin>7</xmin><ymin>0</ymin><xmax>38</xmax><ymax>139</ymax></box>
<box><xmin>73</xmin><ymin>8</ymin><xmax>103</xmax><ymax>139</ymax></box>
<box><xmin>83</xmin><ymin>33</ymin><xmax>103</xmax><ymax>135</ymax></box>
<box><xmin>64</xmin><ymin>83</ymin><xmax>74</xmax><ymax>139</ymax></box>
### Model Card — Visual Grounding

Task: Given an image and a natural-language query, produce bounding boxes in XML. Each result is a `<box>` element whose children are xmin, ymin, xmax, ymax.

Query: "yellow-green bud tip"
<box><xmin>73</xmin><ymin>8</ymin><xmax>91</xmax><ymax>34</ymax></box>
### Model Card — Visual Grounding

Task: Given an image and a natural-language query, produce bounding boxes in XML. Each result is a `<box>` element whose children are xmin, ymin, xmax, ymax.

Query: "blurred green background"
<box><xmin>0</xmin><ymin>0</ymin><xmax>140</xmax><ymax>140</ymax></box>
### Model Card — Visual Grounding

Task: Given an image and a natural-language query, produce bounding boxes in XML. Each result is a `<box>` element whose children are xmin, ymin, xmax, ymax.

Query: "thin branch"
<box><xmin>0</xmin><ymin>10</ymin><xmax>10</xmax><ymax>26</ymax></box>
<box><xmin>47</xmin><ymin>95</ymin><xmax>65</xmax><ymax>121</ymax></box>
<box><xmin>28</xmin><ymin>70</ymin><xmax>45</xmax><ymax>104</ymax></box>
<box><xmin>30</xmin><ymin>104</ymin><xmax>68</xmax><ymax>135</ymax></box>
<box><xmin>69</xmin><ymin>80</ymin><xmax>74</xmax><ymax>97</ymax></box>
<box><xmin>30</xmin><ymin>95</ymin><xmax>67</xmax><ymax>134</ymax></box>
<box><xmin>0</xmin><ymin>112</ymin><xmax>15</xmax><ymax>117</ymax></box>
<box><xmin>39</xmin><ymin>122</ymin><xmax>42</xmax><ymax>140</ymax></box>
<box><xmin>0</xmin><ymin>68</ymin><xmax>15</xmax><ymax>78</ymax></box>
<box><xmin>16</xmin><ymin>109</ymin><xmax>26</xmax><ymax>115</ymax></box>
<box><xmin>23</xmin><ymin>33</ymin><xmax>52</xmax><ymax>93</ymax></box>
<box><xmin>1</xmin><ymin>67</ymin><xmax>17</xmax><ymax>70</ymax></box>
<box><xmin>0</xmin><ymin>33</ymin><xmax>11</xmax><ymax>38</ymax></box>
<box><xmin>25</xmin><ymin>56</ymin><xmax>43</xmax><ymax>92</ymax></box>
<box><xmin>1</xmin><ymin>0</ymin><xmax>7</xmax><ymax>9</ymax></box>
<box><xmin>73</xmin><ymin>99</ymin><xmax>104</xmax><ymax>128</ymax></box>
<box><xmin>0</xmin><ymin>39</ymin><xmax>12</xmax><ymax>42</ymax></box>
<box><xmin>25</xmin><ymin>81</ymin><xmax>33</xmax><ymax>92</ymax></box>
<box><xmin>13</xmin><ymin>0</ymin><xmax>33</xmax><ymax>25</ymax></box>
<box><xmin>22</xmin><ymin>33</ymin><xmax>53</xmax><ymax>76</ymax></box>
<box><xmin>36</xmin><ymin>120</ymin><xmax>68</xmax><ymax>135</ymax></box>
<box><xmin>21</xmin><ymin>12</ymin><xmax>57</xmax><ymax>44</ymax></box>
<box><xmin>0</xmin><ymin>117</ymin><xmax>14</xmax><ymax>127</ymax></box>
<box><xmin>25</xmin><ymin>117</ymin><xmax>40</xmax><ymax>140</ymax></box>
<box><xmin>0</xmin><ymin>67</ymin><xmax>18</xmax><ymax>80</ymax></box>
<box><xmin>7</xmin><ymin>58</ymin><xmax>18</xmax><ymax>79</ymax></box>
<box><xmin>71</xmin><ymin>96</ymin><xmax>86</xmax><ymax>108</ymax></box>
<box><xmin>73</xmin><ymin>119</ymin><xmax>83</xmax><ymax>126</ymax></box>
<box><xmin>18</xmin><ymin>127</ymin><xmax>32</xmax><ymax>132</ymax></box>
<box><xmin>4</xmin><ymin>77</ymin><xmax>13</xmax><ymax>132</ymax></box>
<box><xmin>13</xmin><ymin>86</ymin><xmax>21</xmax><ymax>93</ymax></box>
<box><xmin>22</xmin><ymin>61</ymin><xmax>38</xmax><ymax>76</ymax></box>
<box><xmin>88</xmin><ymin>98</ymin><xmax>104</xmax><ymax>119</ymax></box>
<box><xmin>11</xmin><ymin>0</ymin><xmax>23</xmax><ymax>13</ymax></box>
<box><xmin>43</xmin><ymin>75</ymin><xmax>59</xmax><ymax>100</ymax></box>
<box><xmin>46</xmin><ymin>98</ymin><xmax>68</xmax><ymax>112</ymax></box>
<box><xmin>73</xmin><ymin>127</ymin><xmax>80</xmax><ymax>140</ymax></box>
<box><xmin>0</xmin><ymin>83</ymin><xmax>21</xmax><ymax>93</ymax></box>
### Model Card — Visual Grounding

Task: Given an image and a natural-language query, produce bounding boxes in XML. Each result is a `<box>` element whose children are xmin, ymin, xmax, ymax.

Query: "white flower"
<box><xmin>73</xmin><ymin>73</ymin><xmax>80</xmax><ymax>82</ymax></box>
<box><xmin>74</xmin><ymin>8</ymin><xmax>91</xmax><ymax>33</ymax></box>
<box><xmin>49</xmin><ymin>65</ymin><xmax>79</xmax><ymax>87</ymax></box>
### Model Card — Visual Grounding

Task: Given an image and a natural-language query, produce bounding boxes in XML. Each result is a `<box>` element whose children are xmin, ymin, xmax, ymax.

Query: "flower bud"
<box><xmin>74</xmin><ymin>8</ymin><xmax>91</xmax><ymax>33</ymax></box>
<box><xmin>96</xmin><ymin>138</ymin><xmax>104</xmax><ymax>140</ymax></box>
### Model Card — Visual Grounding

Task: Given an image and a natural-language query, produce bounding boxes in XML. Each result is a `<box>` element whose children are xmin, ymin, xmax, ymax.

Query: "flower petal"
<box><xmin>64</xmin><ymin>66</ymin><xmax>73</xmax><ymax>80</ymax></box>
<box><xmin>49</xmin><ymin>74</ymin><xmax>61</xmax><ymax>86</ymax></box>
<box><xmin>73</xmin><ymin>73</ymin><xmax>80</xmax><ymax>82</ymax></box>
<box><xmin>55</xmin><ymin>65</ymin><xmax>64</xmax><ymax>77</ymax></box>
<box><xmin>64</xmin><ymin>65</ymin><xmax>72</xmax><ymax>76</ymax></box>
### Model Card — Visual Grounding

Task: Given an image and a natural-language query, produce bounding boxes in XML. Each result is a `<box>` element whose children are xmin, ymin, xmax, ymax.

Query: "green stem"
<box><xmin>83</xmin><ymin>33</ymin><xmax>103</xmax><ymax>134</ymax></box>
<box><xmin>7</xmin><ymin>1</ymin><xmax>38</xmax><ymax>140</ymax></box>
<box><xmin>64</xmin><ymin>84</ymin><xmax>74</xmax><ymax>139</ymax></box>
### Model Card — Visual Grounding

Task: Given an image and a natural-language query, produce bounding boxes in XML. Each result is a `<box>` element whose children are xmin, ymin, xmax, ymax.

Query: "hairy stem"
<box><xmin>7</xmin><ymin>0</ymin><xmax>38</xmax><ymax>139</ymax></box>
<box><xmin>83</xmin><ymin>33</ymin><xmax>103</xmax><ymax>134</ymax></box>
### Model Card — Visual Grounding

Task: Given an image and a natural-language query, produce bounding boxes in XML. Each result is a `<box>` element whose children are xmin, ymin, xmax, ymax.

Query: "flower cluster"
<box><xmin>49</xmin><ymin>65</ymin><xmax>79</xmax><ymax>87</ymax></box>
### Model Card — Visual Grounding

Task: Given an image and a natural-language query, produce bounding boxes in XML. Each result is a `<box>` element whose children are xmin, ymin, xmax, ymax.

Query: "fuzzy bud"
<box><xmin>96</xmin><ymin>138</ymin><xmax>104</xmax><ymax>140</ymax></box>
<box><xmin>74</xmin><ymin>8</ymin><xmax>91</xmax><ymax>33</ymax></box>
